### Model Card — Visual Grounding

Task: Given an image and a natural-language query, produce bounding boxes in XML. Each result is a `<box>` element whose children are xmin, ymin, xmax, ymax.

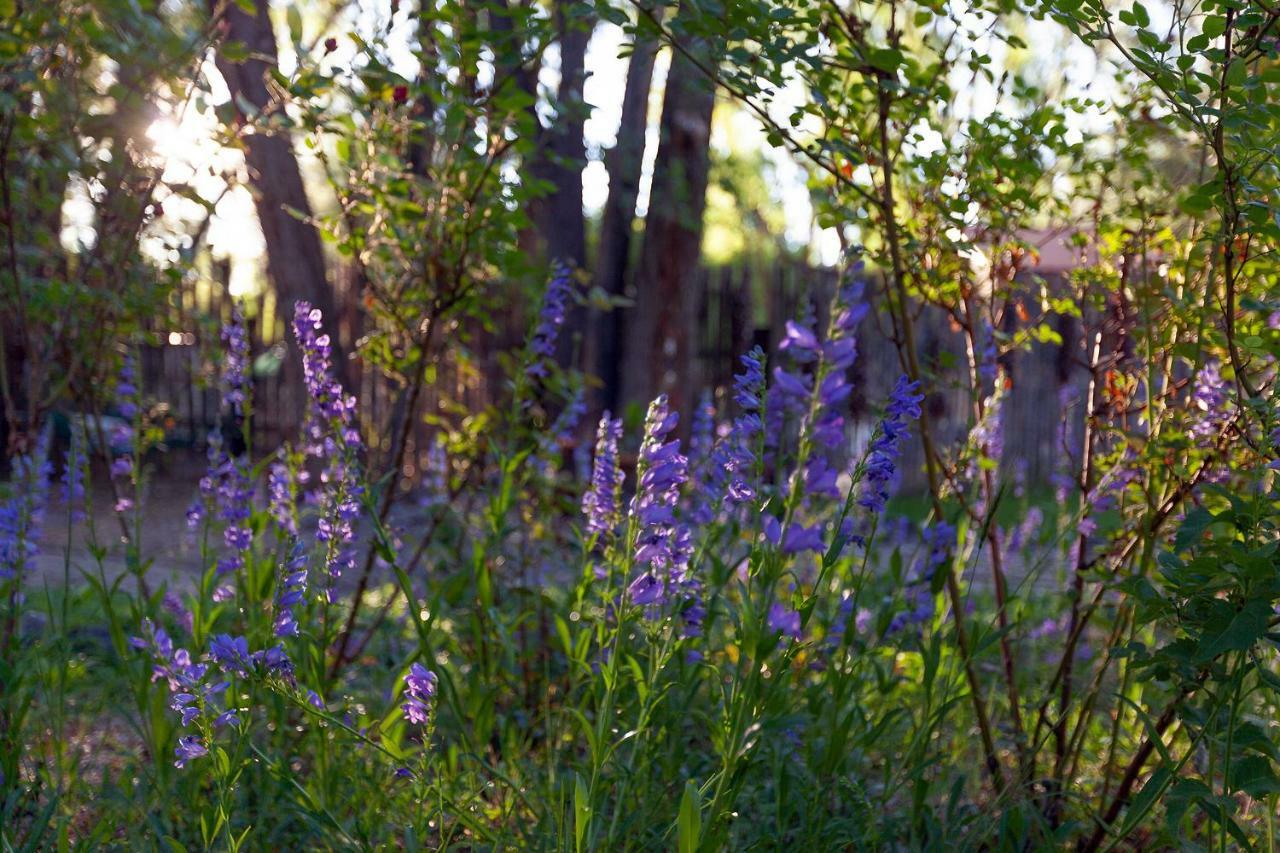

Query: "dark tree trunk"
<box><xmin>528</xmin><ymin>5</ymin><xmax>590</xmax><ymax>268</ymax></box>
<box><xmin>591</xmin><ymin>7</ymin><xmax>662</xmax><ymax>413</ymax></box>
<box><xmin>211</xmin><ymin>0</ymin><xmax>342</xmax><ymax>366</ymax></box>
<box><xmin>620</xmin><ymin>19</ymin><xmax>715</xmax><ymax>417</ymax></box>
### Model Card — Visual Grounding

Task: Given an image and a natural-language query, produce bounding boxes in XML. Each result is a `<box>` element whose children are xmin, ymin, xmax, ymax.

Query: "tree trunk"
<box><xmin>620</xmin><ymin>18</ymin><xmax>715</xmax><ymax>417</ymax></box>
<box><xmin>591</xmin><ymin>7</ymin><xmax>662</xmax><ymax>413</ymax></box>
<box><xmin>528</xmin><ymin>4</ymin><xmax>590</xmax><ymax>268</ymax></box>
<box><xmin>211</xmin><ymin>0</ymin><xmax>342</xmax><ymax>366</ymax></box>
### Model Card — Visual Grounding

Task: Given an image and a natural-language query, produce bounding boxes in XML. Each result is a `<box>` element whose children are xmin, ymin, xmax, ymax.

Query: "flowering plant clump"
<box><xmin>3</xmin><ymin>249</ymin><xmax>1279</xmax><ymax>852</ymax></box>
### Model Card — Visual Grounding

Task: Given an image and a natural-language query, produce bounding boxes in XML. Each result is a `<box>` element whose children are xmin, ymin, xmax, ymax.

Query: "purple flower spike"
<box><xmin>401</xmin><ymin>662</ymin><xmax>438</xmax><ymax>726</ymax></box>
<box><xmin>628</xmin><ymin>395</ymin><xmax>692</xmax><ymax>610</ymax></box>
<box><xmin>526</xmin><ymin>262</ymin><xmax>575</xmax><ymax>378</ymax></box>
<box><xmin>582</xmin><ymin>414</ymin><xmax>624</xmax><ymax>537</ymax></box>
<box><xmin>220</xmin><ymin>305</ymin><xmax>250</xmax><ymax>415</ymax></box>
<box><xmin>859</xmin><ymin>376</ymin><xmax>923</xmax><ymax>514</ymax></box>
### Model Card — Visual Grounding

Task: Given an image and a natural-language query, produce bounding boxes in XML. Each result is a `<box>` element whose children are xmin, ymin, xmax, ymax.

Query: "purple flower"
<box><xmin>274</xmin><ymin>544</ymin><xmax>308</xmax><ymax>637</ymax></box>
<box><xmin>772</xmin><ymin>367</ymin><xmax>811</xmax><ymax>401</ymax></box>
<box><xmin>858</xmin><ymin>376</ymin><xmax>923</xmax><ymax>514</ymax></box>
<box><xmin>401</xmin><ymin>662</ymin><xmax>438</xmax><ymax>726</ymax></box>
<box><xmin>779</xmin><ymin>320</ymin><xmax>820</xmax><ymax>360</ymax></box>
<box><xmin>420</xmin><ymin>439</ymin><xmax>450</xmax><ymax>508</ymax></box>
<box><xmin>116</xmin><ymin>355</ymin><xmax>139</xmax><ymax>420</ymax></box>
<box><xmin>1008</xmin><ymin>506</ymin><xmax>1044</xmax><ymax>551</ymax></box>
<box><xmin>220</xmin><ymin>305</ymin><xmax>250</xmax><ymax>415</ymax></box>
<box><xmin>526</xmin><ymin>262</ymin><xmax>575</xmax><ymax>378</ymax></box>
<box><xmin>0</xmin><ymin>432</ymin><xmax>52</xmax><ymax>583</ymax></box>
<box><xmin>1190</xmin><ymin>359</ymin><xmax>1229</xmax><ymax>438</ymax></box>
<box><xmin>629</xmin><ymin>396</ymin><xmax>690</xmax><ymax>587</ymax></box>
<box><xmin>174</xmin><ymin>736</ymin><xmax>208</xmax><ymax>769</ymax></box>
<box><xmin>628</xmin><ymin>573</ymin><xmax>664</xmax><ymax>606</ymax></box>
<box><xmin>782</xmin><ymin>522</ymin><xmax>826</xmax><ymax>555</ymax></box>
<box><xmin>977</xmin><ymin>320</ymin><xmax>998</xmax><ymax>388</ymax></box>
<box><xmin>133</xmin><ymin>618</ymin><xmax>235</xmax><ymax>758</ymax></box>
<box><xmin>734</xmin><ymin>347</ymin><xmax>766</xmax><ymax>410</ymax></box>
<box><xmin>886</xmin><ymin>522</ymin><xmax>953</xmax><ymax>636</ymax></box>
<box><xmin>717</xmin><ymin>348</ymin><xmax>767</xmax><ymax>505</ymax></box>
<box><xmin>267</xmin><ymin>459</ymin><xmax>298</xmax><ymax>536</ymax></box>
<box><xmin>582</xmin><ymin>414</ymin><xmax>624</xmax><ymax>537</ymax></box>
<box><xmin>162</xmin><ymin>592</ymin><xmax>194</xmax><ymax>635</ymax></box>
<box><xmin>767</xmin><ymin>602</ymin><xmax>802</xmax><ymax>640</ymax></box>
<box><xmin>535</xmin><ymin>387</ymin><xmax>587</xmax><ymax>477</ymax></box>
<box><xmin>684</xmin><ymin>392</ymin><xmax>725</xmax><ymax>524</ymax></box>
<box><xmin>292</xmin><ymin>303</ymin><xmax>363</xmax><ymax>585</ymax></box>
<box><xmin>210</xmin><ymin>634</ymin><xmax>253</xmax><ymax>677</ymax></box>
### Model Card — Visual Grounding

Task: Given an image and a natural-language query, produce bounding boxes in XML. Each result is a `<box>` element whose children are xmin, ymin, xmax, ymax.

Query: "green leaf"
<box><xmin>286</xmin><ymin>5</ymin><xmax>303</xmax><ymax>45</ymax></box>
<box><xmin>677</xmin><ymin>780</ymin><xmax>702</xmax><ymax>853</ymax></box>
<box><xmin>1194</xmin><ymin>599</ymin><xmax>1271</xmax><ymax>663</ymax></box>
<box><xmin>573</xmin><ymin>773</ymin><xmax>591</xmax><ymax>853</ymax></box>
<box><xmin>1174</xmin><ymin>507</ymin><xmax>1214</xmax><ymax>551</ymax></box>
<box><xmin>1231</xmin><ymin>756</ymin><xmax>1280</xmax><ymax>797</ymax></box>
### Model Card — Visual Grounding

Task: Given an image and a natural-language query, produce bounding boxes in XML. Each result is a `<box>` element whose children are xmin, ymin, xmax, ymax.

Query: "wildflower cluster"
<box><xmin>0</xmin><ymin>432</ymin><xmax>52</xmax><ymax>584</ymax></box>
<box><xmin>581</xmin><ymin>413</ymin><xmax>623</xmax><ymax>538</ymax></box>
<box><xmin>526</xmin><ymin>262</ymin><xmax>575</xmax><ymax>379</ymax></box>
<box><xmin>292</xmin><ymin>302</ymin><xmax>363</xmax><ymax>586</ymax></box>
<box><xmin>131</xmin><ymin>619</ymin><xmax>238</xmax><ymax>768</ymax></box>
<box><xmin>859</xmin><ymin>375</ymin><xmax>924</xmax><ymax>514</ymax></box>
<box><xmin>627</xmin><ymin>395</ymin><xmax>693</xmax><ymax>609</ymax></box>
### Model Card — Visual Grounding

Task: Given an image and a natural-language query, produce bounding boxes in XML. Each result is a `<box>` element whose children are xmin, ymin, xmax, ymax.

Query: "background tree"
<box><xmin>620</xmin><ymin>3</ymin><xmax>716</xmax><ymax>416</ymax></box>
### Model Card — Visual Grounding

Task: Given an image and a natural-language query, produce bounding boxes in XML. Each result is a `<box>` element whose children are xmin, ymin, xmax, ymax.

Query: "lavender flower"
<box><xmin>274</xmin><ymin>542</ymin><xmax>308</xmax><ymax>638</ymax></box>
<box><xmin>719</xmin><ymin>347</ymin><xmax>767</xmax><ymax>505</ymax></box>
<box><xmin>420</xmin><ymin>438</ymin><xmax>449</xmax><ymax>509</ymax></box>
<box><xmin>767</xmin><ymin>602</ymin><xmax>802</xmax><ymax>640</ymax></box>
<box><xmin>977</xmin><ymin>319</ymin><xmax>998</xmax><ymax>388</ymax></box>
<box><xmin>779</xmin><ymin>320</ymin><xmax>820</xmax><ymax>361</ymax></box>
<box><xmin>209</xmin><ymin>633</ymin><xmax>296</xmax><ymax>684</ymax></box>
<box><xmin>0</xmin><ymin>432</ymin><xmax>52</xmax><ymax>583</ymax></box>
<box><xmin>220</xmin><ymin>305</ymin><xmax>250</xmax><ymax>415</ymax></box>
<box><xmin>886</xmin><ymin>521</ymin><xmax>954</xmax><ymax>636</ymax></box>
<box><xmin>1190</xmin><ymin>359</ymin><xmax>1229</xmax><ymax>438</ymax></box>
<box><xmin>685</xmin><ymin>392</ymin><xmax>725</xmax><ymax>524</ymax></box>
<box><xmin>858</xmin><ymin>376</ymin><xmax>924</xmax><ymax>514</ymax></box>
<box><xmin>131</xmin><ymin>618</ymin><xmax>235</xmax><ymax>768</ymax></box>
<box><xmin>163</xmin><ymin>591</ymin><xmax>194</xmax><ymax>635</ymax></box>
<box><xmin>535</xmin><ymin>387</ymin><xmax>586</xmax><ymax>477</ymax></box>
<box><xmin>292</xmin><ymin>302</ymin><xmax>363</xmax><ymax>586</ymax></box>
<box><xmin>401</xmin><ymin>662</ymin><xmax>438</xmax><ymax>726</ymax></box>
<box><xmin>174</xmin><ymin>736</ymin><xmax>208</xmax><ymax>769</ymax></box>
<box><xmin>582</xmin><ymin>413</ymin><xmax>624</xmax><ymax>538</ymax></box>
<box><xmin>267</xmin><ymin>457</ymin><xmax>298</xmax><ymax>536</ymax></box>
<box><xmin>628</xmin><ymin>396</ymin><xmax>691</xmax><ymax>606</ymax></box>
<box><xmin>526</xmin><ymin>263</ymin><xmax>575</xmax><ymax>379</ymax></box>
<box><xmin>116</xmin><ymin>355</ymin><xmax>139</xmax><ymax>420</ymax></box>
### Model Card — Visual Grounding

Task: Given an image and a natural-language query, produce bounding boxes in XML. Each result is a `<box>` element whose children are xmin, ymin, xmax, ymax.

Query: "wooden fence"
<box><xmin>130</xmin><ymin>260</ymin><xmax>1085</xmax><ymax>492</ymax></box>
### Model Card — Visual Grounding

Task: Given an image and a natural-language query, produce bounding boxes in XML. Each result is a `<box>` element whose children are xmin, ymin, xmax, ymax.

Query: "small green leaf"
<box><xmin>677</xmin><ymin>780</ymin><xmax>702</xmax><ymax>853</ymax></box>
<box><xmin>574</xmin><ymin>773</ymin><xmax>591</xmax><ymax>853</ymax></box>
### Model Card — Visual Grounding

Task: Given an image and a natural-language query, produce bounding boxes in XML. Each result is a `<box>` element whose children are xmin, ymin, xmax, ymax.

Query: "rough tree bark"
<box><xmin>619</xmin><ymin>17</ymin><xmax>715</xmax><ymax>418</ymax></box>
<box><xmin>211</xmin><ymin>0</ymin><xmax>342</xmax><ymax>364</ymax></box>
<box><xmin>591</xmin><ymin>7</ymin><xmax>662</xmax><ymax>413</ymax></box>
